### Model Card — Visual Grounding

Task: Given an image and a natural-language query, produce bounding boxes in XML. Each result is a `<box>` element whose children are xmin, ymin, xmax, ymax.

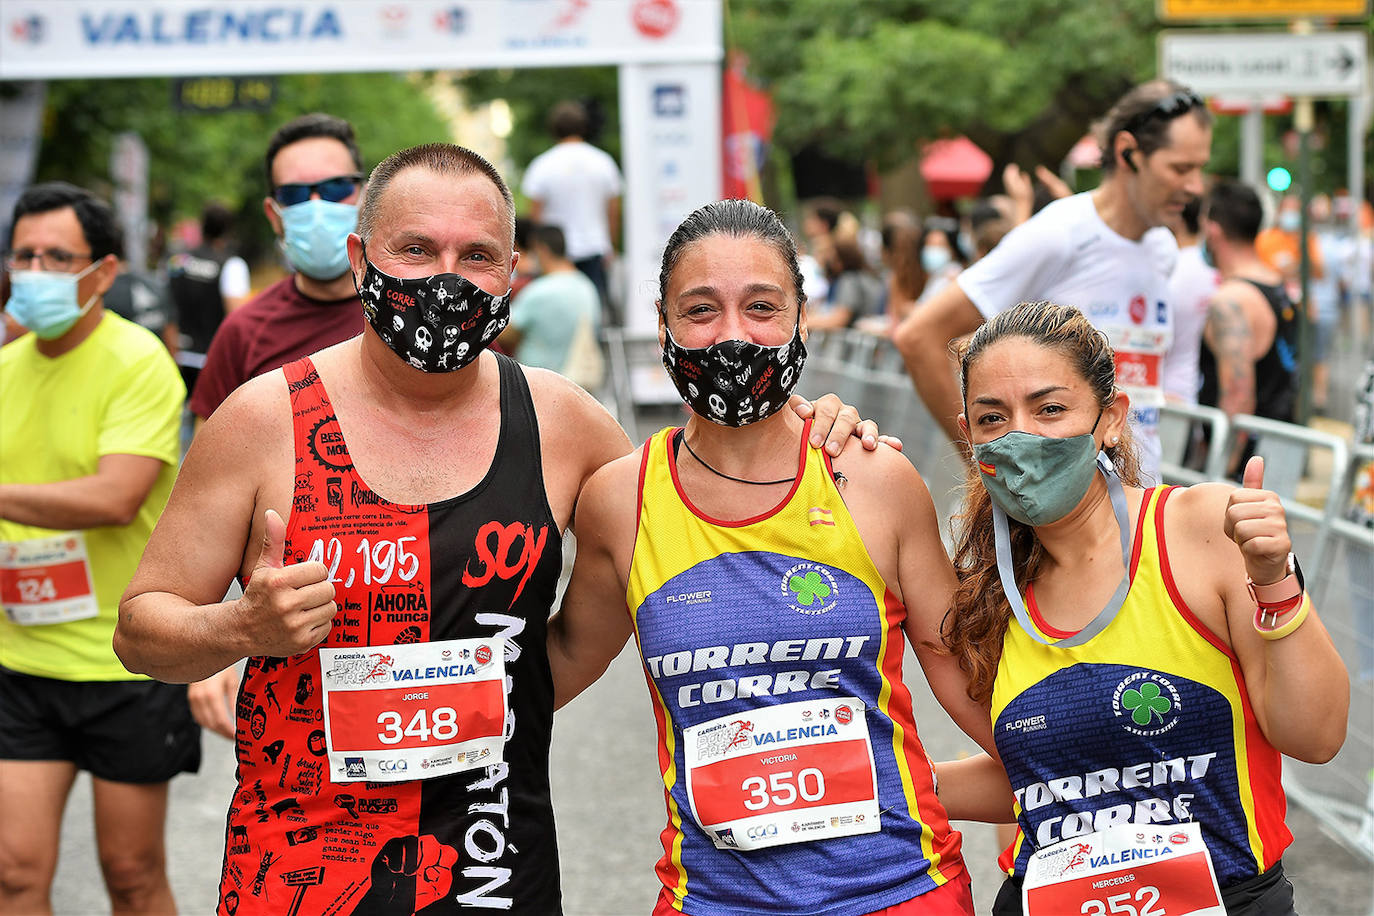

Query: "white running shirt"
<box><xmin>521</xmin><ymin>141</ymin><xmax>623</xmax><ymax>261</ymax></box>
<box><xmin>1162</xmin><ymin>243</ymin><xmax>1220</xmax><ymax>404</ymax></box>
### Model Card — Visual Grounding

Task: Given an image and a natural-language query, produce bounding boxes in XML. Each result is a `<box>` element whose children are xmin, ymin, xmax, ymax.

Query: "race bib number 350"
<box><xmin>0</xmin><ymin>533</ymin><xmax>99</xmax><ymax>626</ymax></box>
<box><xmin>320</xmin><ymin>639</ymin><xmax>506</xmax><ymax>784</ymax></box>
<box><xmin>684</xmin><ymin>697</ymin><xmax>879</xmax><ymax>851</ymax></box>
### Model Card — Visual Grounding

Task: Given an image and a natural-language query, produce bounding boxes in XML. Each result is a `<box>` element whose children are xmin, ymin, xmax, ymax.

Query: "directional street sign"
<box><xmin>1160</xmin><ymin>30</ymin><xmax>1368</xmax><ymax>97</ymax></box>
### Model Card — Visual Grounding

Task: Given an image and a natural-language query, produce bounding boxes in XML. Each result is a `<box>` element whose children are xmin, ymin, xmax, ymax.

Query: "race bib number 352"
<box><xmin>319</xmin><ymin>639</ymin><xmax>506</xmax><ymax>784</ymax></box>
<box><xmin>1023</xmin><ymin>822</ymin><xmax>1224</xmax><ymax>916</ymax></box>
<box><xmin>683</xmin><ymin>697</ymin><xmax>879</xmax><ymax>851</ymax></box>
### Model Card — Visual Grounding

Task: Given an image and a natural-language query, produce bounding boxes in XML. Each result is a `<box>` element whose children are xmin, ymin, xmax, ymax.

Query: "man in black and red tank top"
<box><xmin>1198</xmin><ymin>180</ymin><xmax>1300</xmax><ymax>475</ymax></box>
<box><xmin>115</xmin><ymin>144</ymin><xmax>884</xmax><ymax>915</ymax></box>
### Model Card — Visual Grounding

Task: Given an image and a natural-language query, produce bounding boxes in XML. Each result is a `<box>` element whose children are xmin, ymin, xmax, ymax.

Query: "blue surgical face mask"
<box><xmin>276</xmin><ymin>199</ymin><xmax>357</xmax><ymax>280</ymax></box>
<box><xmin>4</xmin><ymin>261</ymin><xmax>102</xmax><ymax>340</ymax></box>
<box><xmin>921</xmin><ymin>245</ymin><xmax>952</xmax><ymax>274</ymax></box>
<box><xmin>1277</xmin><ymin>210</ymin><xmax>1301</xmax><ymax>233</ymax></box>
<box><xmin>1199</xmin><ymin>237</ymin><xmax>1216</xmax><ymax>269</ymax></box>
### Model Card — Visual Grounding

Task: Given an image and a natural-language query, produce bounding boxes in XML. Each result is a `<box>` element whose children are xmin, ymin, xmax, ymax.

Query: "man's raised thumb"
<box><xmin>1242</xmin><ymin>455</ymin><xmax>1265</xmax><ymax>491</ymax></box>
<box><xmin>257</xmin><ymin>509</ymin><xmax>288</xmax><ymax>569</ymax></box>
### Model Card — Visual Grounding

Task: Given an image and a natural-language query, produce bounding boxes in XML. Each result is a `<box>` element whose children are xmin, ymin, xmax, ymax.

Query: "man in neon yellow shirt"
<box><xmin>0</xmin><ymin>182</ymin><xmax>197</xmax><ymax>913</ymax></box>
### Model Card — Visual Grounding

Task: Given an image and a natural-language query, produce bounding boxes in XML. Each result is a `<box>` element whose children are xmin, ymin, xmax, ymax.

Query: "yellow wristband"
<box><xmin>1254</xmin><ymin>592</ymin><xmax>1311</xmax><ymax>641</ymax></box>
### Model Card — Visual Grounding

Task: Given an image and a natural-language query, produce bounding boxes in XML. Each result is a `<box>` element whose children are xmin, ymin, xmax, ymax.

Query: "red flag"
<box><xmin>721</xmin><ymin>54</ymin><xmax>774</xmax><ymax>202</ymax></box>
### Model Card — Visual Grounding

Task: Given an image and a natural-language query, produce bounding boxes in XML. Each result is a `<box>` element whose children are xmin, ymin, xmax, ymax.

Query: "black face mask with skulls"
<box><xmin>660</xmin><ymin>320</ymin><xmax>807</xmax><ymax>427</ymax></box>
<box><xmin>355</xmin><ymin>247</ymin><xmax>511</xmax><ymax>373</ymax></box>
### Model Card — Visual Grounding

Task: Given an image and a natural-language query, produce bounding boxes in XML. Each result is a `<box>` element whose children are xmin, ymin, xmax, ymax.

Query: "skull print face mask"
<box><xmin>660</xmin><ymin>319</ymin><xmax>807</xmax><ymax>427</ymax></box>
<box><xmin>355</xmin><ymin>245</ymin><xmax>511</xmax><ymax>373</ymax></box>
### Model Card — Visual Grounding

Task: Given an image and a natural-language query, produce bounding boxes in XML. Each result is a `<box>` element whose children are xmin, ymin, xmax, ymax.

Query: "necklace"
<box><xmin>680</xmin><ymin>432</ymin><xmax>794</xmax><ymax>486</ymax></box>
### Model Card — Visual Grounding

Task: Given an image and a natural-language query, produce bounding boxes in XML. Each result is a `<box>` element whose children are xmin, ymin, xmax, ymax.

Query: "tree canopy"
<box><xmin>32</xmin><ymin>72</ymin><xmax>450</xmax><ymax>262</ymax></box>
<box><xmin>729</xmin><ymin>0</ymin><xmax>1158</xmax><ymax>177</ymax></box>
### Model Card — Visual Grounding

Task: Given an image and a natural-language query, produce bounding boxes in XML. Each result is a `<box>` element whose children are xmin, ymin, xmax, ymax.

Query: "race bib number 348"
<box><xmin>320</xmin><ymin>639</ymin><xmax>506</xmax><ymax>784</ymax></box>
<box><xmin>684</xmin><ymin>697</ymin><xmax>879</xmax><ymax>851</ymax></box>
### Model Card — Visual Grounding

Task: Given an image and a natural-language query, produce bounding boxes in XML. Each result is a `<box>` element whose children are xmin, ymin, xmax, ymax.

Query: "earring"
<box><xmin>1109</xmin><ymin>436</ymin><xmax>1119</xmax><ymax>447</ymax></box>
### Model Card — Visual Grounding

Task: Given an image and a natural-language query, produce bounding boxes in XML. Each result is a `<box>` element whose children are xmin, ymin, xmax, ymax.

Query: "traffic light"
<box><xmin>1266</xmin><ymin>167</ymin><xmax>1293</xmax><ymax>193</ymax></box>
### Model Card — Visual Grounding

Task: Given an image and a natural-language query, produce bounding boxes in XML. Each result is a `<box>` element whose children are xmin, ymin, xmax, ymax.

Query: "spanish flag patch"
<box><xmin>977</xmin><ymin>460</ymin><xmax>996</xmax><ymax>476</ymax></box>
<box><xmin>808</xmin><ymin>507</ymin><xmax>835</xmax><ymax>527</ymax></box>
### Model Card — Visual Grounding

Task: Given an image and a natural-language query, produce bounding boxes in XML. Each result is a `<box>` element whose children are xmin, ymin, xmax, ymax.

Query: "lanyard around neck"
<box><xmin>992</xmin><ymin>452</ymin><xmax>1132</xmax><ymax>648</ymax></box>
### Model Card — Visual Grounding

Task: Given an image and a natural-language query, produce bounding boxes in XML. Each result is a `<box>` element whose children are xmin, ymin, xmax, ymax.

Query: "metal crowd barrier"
<box><xmin>800</xmin><ymin>329</ymin><xmax>967</xmax><ymax>523</ymax></box>
<box><xmin>1158</xmin><ymin>402</ymin><xmax>1230</xmax><ymax>485</ymax></box>
<box><xmin>602</xmin><ymin>328</ymin><xmax>683</xmax><ymax>444</ymax></box>
<box><xmin>609</xmin><ymin>326</ymin><xmax>1373</xmax><ymax>863</ymax></box>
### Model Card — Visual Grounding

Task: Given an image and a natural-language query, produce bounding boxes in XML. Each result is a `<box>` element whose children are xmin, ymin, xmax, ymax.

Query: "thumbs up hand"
<box><xmin>1223</xmin><ymin>457</ymin><xmax>1292</xmax><ymax>586</ymax></box>
<box><xmin>236</xmin><ymin>509</ymin><xmax>336</xmax><ymax>657</ymax></box>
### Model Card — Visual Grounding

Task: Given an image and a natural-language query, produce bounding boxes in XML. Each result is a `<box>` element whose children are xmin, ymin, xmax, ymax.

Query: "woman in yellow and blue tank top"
<box><xmin>547</xmin><ymin>200</ymin><xmax>998</xmax><ymax>915</ymax></box>
<box><xmin>941</xmin><ymin>301</ymin><xmax>1348</xmax><ymax>915</ymax></box>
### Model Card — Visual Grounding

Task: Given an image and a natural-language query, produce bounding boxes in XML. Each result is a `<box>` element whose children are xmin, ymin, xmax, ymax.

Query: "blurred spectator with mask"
<box><xmin>1256</xmin><ymin>193</ymin><xmax>1324</xmax><ymax>306</ymax></box>
<box><xmin>188</xmin><ymin>114</ymin><xmax>364</xmax><ymax>437</ymax></box>
<box><xmin>916</xmin><ymin>217</ymin><xmax>966</xmax><ymax>303</ymax></box>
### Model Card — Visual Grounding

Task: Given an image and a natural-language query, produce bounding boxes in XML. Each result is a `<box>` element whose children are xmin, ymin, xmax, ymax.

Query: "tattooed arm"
<box><xmin>1203</xmin><ymin>290</ymin><xmax>1256</xmax><ymax>475</ymax></box>
<box><xmin>1204</xmin><ymin>292</ymin><xmax>1256</xmax><ymax>419</ymax></box>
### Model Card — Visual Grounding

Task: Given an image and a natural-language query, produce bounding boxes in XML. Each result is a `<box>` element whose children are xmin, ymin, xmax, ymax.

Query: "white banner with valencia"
<box><xmin>0</xmin><ymin>0</ymin><xmax>722</xmax><ymax>79</ymax></box>
<box><xmin>683</xmin><ymin>696</ymin><xmax>880</xmax><ymax>851</ymax></box>
<box><xmin>319</xmin><ymin>638</ymin><xmax>506</xmax><ymax>784</ymax></box>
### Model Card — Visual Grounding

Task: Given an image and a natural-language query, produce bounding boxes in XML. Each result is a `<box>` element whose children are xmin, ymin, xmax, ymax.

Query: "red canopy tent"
<box><xmin>920</xmin><ymin>136</ymin><xmax>993</xmax><ymax>200</ymax></box>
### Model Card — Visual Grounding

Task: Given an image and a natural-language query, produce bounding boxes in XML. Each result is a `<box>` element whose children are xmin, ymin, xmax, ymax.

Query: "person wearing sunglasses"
<box><xmin>187</xmin><ymin>113</ymin><xmax>366</xmax><ymax>438</ymax></box>
<box><xmin>182</xmin><ymin>114</ymin><xmax>370</xmax><ymax>743</ymax></box>
<box><xmin>896</xmin><ymin>80</ymin><xmax>1213</xmax><ymax>485</ymax></box>
<box><xmin>0</xmin><ymin>182</ymin><xmax>195</xmax><ymax>913</ymax></box>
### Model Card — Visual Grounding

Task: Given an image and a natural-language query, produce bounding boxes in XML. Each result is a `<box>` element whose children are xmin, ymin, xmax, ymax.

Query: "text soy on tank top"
<box><xmin>219</xmin><ymin>354</ymin><xmax>563</xmax><ymax>915</ymax></box>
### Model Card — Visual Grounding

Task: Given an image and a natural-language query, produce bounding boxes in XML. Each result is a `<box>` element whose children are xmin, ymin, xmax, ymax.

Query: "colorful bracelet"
<box><xmin>1254</xmin><ymin>592</ymin><xmax>1311</xmax><ymax>641</ymax></box>
<box><xmin>1256</xmin><ymin>593</ymin><xmax>1303</xmax><ymax>624</ymax></box>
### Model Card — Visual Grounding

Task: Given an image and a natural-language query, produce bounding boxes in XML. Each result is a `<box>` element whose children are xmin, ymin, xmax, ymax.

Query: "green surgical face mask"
<box><xmin>972</xmin><ymin>412</ymin><xmax>1103</xmax><ymax>527</ymax></box>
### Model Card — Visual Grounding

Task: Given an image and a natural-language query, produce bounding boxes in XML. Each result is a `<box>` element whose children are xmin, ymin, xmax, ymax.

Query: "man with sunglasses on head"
<box><xmin>0</xmin><ymin>182</ymin><xmax>197</xmax><ymax>913</ymax></box>
<box><xmin>186</xmin><ymin>114</ymin><xmax>368</xmax><ymax>738</ymax></box>
<box><xmin>895</xmin><ymin>80</ymin><xmax>1212</xmax><ymax>482</ymax></box>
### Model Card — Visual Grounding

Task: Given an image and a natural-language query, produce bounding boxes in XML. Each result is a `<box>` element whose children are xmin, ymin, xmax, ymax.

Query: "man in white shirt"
<box><xmin>1163</xmin><ymin>196</ymin><xmax>1221</xmax><ymax>404</ymax></box>
<box><xmin>521</xmin><ymin>100</ymin><xmax>623</xmax><ymax>324</ymax></box>
<box><xmin>894</xmin><ymin>81</ymin><xmax>1212</xmax><ymax>481</ymax></box>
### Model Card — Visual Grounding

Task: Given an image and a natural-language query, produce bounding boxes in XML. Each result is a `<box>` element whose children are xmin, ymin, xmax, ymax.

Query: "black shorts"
<box><xmin>0</xmin><ymin>665</ymin><xmax>201</xmax><ymax>784</ymax></box>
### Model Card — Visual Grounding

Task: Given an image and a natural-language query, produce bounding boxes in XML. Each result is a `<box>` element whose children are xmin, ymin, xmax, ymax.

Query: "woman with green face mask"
<box><xmin>936</xmin><ymin>301</ymin><xmax>1348</xmax><ymax>916</ymax></box>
